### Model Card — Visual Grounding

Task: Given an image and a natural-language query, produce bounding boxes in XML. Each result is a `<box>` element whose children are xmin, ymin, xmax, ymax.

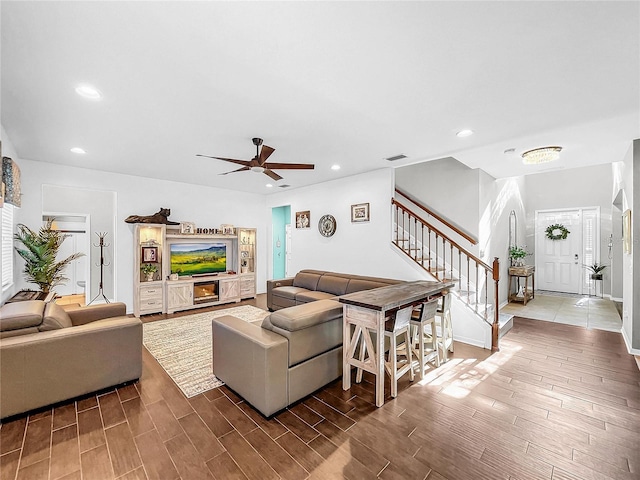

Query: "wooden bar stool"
<box><xmin>409</xmin><ymin>298</ymin><xmax>440</xmax><ymax>379</ymax></box>
<box><xmin>356</xmin><ymin>305</ymin><xmax>414</xmax><ymax>398</ymax></box>
<box><xmin>436</xmin><ymin>292</ymin><xmax>454</xmax><ymax>362</ymax></box>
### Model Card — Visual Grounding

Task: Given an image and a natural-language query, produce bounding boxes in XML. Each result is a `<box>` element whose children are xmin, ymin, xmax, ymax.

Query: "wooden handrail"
<box><xmin>395</xmin><ymin>188</ymin><xmax>478</xmax><ymax>245</ymax></box>
<box><xmin>392</xmin><ymin>197</ymin><xmax>501</xmax><ymax>352</ymax></box>
<box><xmin>391</xmin><ymin>198</ymin><xmax>491</xmax><ymax>271</ymax></box>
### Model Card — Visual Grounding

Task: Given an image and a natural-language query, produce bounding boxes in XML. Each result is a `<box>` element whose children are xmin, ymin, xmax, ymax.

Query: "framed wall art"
<box><xmin>180</xmin><ymin>222</ymin><xmax>195</xmax><ymax>235</ymax></box>
<box><xmin>295</xmin><ymin>211</ymin><xmax>310</xmax><ymax>229</ymax></box>
<box><xmin>221</xmin><ymin>224</ymin><xmax>235</xmax><ymax>235</ymax></box>
<box><xmin>351</xmin><ymin>202</ymin><xmax>370</xmax><ymax>222</ymax></box>
<box><xmin>142</xmin><ymin>246</ymin><xmax>158</xmax><ymax>262</ymax></box>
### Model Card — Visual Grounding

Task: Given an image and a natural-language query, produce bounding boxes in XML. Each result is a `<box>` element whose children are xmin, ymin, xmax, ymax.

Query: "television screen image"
<box><xmin>170</xmin><ymin>243</ymin><xmax>226</xmax><ymax>276</ymax></box>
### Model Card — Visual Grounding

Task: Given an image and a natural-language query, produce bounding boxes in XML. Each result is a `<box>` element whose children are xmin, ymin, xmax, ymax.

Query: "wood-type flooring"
<box><xmin>1</xmin><ymin>298</ymin><xmax>639</xmax><ymax>480</ymax></box>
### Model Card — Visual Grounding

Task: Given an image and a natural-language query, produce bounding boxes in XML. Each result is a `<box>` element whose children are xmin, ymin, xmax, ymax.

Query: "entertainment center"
<box><xmin>133</xmin><ymin>223</ymin><xmax>256</xmax><ymax>316</ymax></box>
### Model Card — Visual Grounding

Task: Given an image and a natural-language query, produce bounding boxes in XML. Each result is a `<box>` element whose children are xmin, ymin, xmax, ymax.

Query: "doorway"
<box><xmin>44</xmin><ymin>214</ymin><xmax>90</xmax><ymax>303</ymax></box>
<box><xmin>535</xmin><ymin>207</ymin><xmax>600</xmax><ymax>295</ymax></box>
<box><xmin>271</xmin><ymin>205</ymin><xmax>291</xmax><ymax>280</ymax></box>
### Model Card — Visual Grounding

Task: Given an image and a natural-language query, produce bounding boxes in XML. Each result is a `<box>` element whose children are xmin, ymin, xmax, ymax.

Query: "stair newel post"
<box><xmin>491</xmin><ymin>257</ymin><xmax>500</xmax><ymax>352</ymax></box>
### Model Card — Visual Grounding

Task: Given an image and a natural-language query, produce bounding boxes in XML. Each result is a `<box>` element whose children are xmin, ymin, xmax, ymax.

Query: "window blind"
<box><xmin>2</xmin><ymin>204</ymin><xmax>14</xmax><ymax>288</ymax></box>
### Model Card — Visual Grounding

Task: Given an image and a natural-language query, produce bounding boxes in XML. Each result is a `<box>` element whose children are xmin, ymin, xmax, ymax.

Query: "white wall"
<box><xmin>490</xmin><ymin>176</ymin><xmax>527</xmax><ymax>304</ymax></box>
<box><xmin>524</xmin><ymin>163</ymin><xmax>615</xmax><ymax>296</ymax></box>
<box><xmin>265</xmin><ymin>168</ymin><xmax>427</xmax><ymax>282</ymax></box>
<box><xmin>15</xmin><ymin>158</ymin><xmax>267</xmax><ymax>312</ymax></box>
<box><xmin>395</xmin><ymin>157</ymin><xmax>481</xmax><ymax>240</ymax></box>
<box><xmin>625</xmin><ymin>140</ymin><xmax>637</xmax><ymax>351</ymax></box>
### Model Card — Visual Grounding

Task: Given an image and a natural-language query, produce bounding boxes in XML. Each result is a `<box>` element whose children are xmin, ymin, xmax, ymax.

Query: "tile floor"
<box><xmin>500</xmin><ymin>290</ymin><xmax>623</xmax><ymax>332</ymax></box>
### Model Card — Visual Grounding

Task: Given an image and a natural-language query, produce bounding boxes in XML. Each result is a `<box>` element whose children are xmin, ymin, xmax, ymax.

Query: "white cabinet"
<box><xmin>167</xmin><ymin>283</ymin><xmax>192</xmax><ymax>313</ymax></box>
<box><xmin>237</xmin><ymin>228</ymin><xmax>257</xmax><ymax>299</ymax></box>
<box><xmin>138</xmin><ymin>283</ymin><xmax>164</xmax><ymax>315</ymax></box>
<box><xmin>133</xmin><ymin>224</ymin><xmax>165</xmax><ymax>317</ymax></box>
<box><xmin>132</xmin><ymin>223</ymin><xmax>255</xmax><ymax>316</ymax></box>
<box><xmin>240</xmin><ymin>277</ymin><xmax>256</xmax><ymax>298</ymax></box>
<box><xmin>219</xmin><ymin>278</ymin><xmax>240</xmax><ymax>302</ymax></box>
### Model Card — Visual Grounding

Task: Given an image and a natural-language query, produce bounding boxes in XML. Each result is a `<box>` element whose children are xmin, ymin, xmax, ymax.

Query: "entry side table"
<box><xmin>508</xmin><ymin>265</ymin><xmax>535</xmax><ymax>305</ymax></box>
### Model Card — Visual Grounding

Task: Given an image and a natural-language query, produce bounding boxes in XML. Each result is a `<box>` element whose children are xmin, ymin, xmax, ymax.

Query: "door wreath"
<box><xmin>545</xmin><ymin>223</ymin><xmax>570</xmax><ymax>240</ymax></box>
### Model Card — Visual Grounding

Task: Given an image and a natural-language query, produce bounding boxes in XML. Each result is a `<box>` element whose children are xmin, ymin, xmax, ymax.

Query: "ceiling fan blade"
<box><xmin>264</xmin><ymin>169</ymin><xmax>283</xmax><ymax>181</ymax></box>
<box><xmin>219</xmin><ymin>166</ymin><xmax>250</xmax><ymax>175</ymax></box>
<box><xmin>264</xmin><ymin>162</ymin><xmax>315</xmax><ymax>170</ymax></box>
<box><xmin>196</xmin><ymin>154</ymin><xmax>251</xmax><ymax>167</ymax></box>
<box><xmin>258</xmin><ymin>145</ymin><xmax>275</xmax><ymax>165</ymax></box>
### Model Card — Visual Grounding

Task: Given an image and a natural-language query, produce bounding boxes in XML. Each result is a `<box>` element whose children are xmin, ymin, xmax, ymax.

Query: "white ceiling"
<box><xmin>2</xmin><ymin>1</ymin><xmax>639</xmax><ymax>195</ymax></box>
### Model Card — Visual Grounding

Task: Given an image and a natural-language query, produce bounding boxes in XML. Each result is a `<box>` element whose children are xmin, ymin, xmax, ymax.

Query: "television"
<box><xmin>170</xmin><ymin>243</ymin><xmax>226</xmax><ymax>276</ymax></box>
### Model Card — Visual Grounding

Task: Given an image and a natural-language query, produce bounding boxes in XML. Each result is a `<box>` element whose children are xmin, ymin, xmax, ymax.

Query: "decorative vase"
<box><xmin>514</xmin><ymin>259</ymin><xmax>524</xmax><ymax>267</ymax></box>
<box><xmin>145</xmin><ymin>273</ymin><xmax>154</xmax><ymax>282</ymax></box>
<box><xmin>590</xmin><ymin>273</ymin><xmax>603</xmax><ymax>281</ymax></box>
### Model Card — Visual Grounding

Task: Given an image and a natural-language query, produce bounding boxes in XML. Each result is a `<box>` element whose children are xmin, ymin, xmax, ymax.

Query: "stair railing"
<box><xmin>391</xmin><ymin>197</ymin><xmax>501</xmax><ymax>352</ymax></box>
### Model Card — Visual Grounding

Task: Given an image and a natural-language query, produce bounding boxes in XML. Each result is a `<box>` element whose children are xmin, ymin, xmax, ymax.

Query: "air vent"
<box><xmin>385</xmin><ymin>154</ymin><xmax>407</xmax><ymax>162</ymax></box>
<box><xmin>279</xmin><ymin>184</ymin><xmax>291</xmax><ymax>188</ymax></box>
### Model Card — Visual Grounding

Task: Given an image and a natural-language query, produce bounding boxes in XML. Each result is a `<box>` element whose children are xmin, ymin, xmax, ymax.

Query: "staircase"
<box><xmin>392</xmin><ymin>190</ymin><xmax>513</xmax><ymax>351</ymax></box>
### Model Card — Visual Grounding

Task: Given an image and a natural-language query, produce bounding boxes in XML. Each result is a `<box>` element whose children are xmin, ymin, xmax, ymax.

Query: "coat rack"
<box><xmin>88</xmin><ymin>232</ymin><xmax>111</xmax><ymax>305</ymax></box>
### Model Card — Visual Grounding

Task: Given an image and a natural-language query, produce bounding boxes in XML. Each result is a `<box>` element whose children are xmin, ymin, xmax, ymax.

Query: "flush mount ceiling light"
<box><xmin>456</xmin><ymin>129</ymin><xmax>474</xmax><ymax>138</ymax></box>
<box><xmin>331</xmin><ymin>164</ymin><xmax>341</xmax><ymax>171</ymax></box>
<box><xmin>521</xmin><ymin>146</ymin><xmax>563</xmax><ymax>165</ymax></box>
<box><xmin>70</xmin><ymin>147</ymin><xmax>86</xmax><ymax>154</ymax></box>
<box><xmin>265</xmin><ymin>183</ymin><xmax>273</xmax><ymax>188</ymax></box>
<box><xmin>75</xmin><ymin>84</ymin><xmax>102</xmax><ymax>100</ymax></box>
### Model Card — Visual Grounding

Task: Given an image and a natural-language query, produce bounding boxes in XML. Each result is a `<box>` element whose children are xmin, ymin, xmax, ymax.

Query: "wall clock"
<box><xmin>318</xmin><ymin>214</ymin><xmax>337</xmax><ymax>237</ymax></box>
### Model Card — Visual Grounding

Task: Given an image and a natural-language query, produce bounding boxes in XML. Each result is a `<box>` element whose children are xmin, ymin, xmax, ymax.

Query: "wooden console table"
<box><xmin>508</xmin><ymin>265</ymin><xmax>535</xmax><ymax>305</ymax></box>
<box><xmin>339</xmin><ymin>280</ymin><xmax>453</xmax><ymax>407</ymax></box>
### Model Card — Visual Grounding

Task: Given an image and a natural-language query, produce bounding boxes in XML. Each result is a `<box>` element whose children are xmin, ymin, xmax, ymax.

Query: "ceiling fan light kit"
<box><xmin>197</xmin><ymin>137</ymin><xmax>315</xmax><ymax>181</ymax></box>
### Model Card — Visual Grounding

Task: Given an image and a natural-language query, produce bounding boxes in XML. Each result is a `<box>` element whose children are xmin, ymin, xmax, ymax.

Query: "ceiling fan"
<box><xmin>197</xmin><ymin>138</ymin><xmax>315</xmax><ymax>181</ymax></box>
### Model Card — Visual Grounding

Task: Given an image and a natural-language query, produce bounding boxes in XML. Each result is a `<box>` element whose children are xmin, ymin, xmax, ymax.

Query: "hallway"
<box><xmin>500</xmin><ymin>292</ymin><xmax>622</xmax><ymax>332</ymax></box>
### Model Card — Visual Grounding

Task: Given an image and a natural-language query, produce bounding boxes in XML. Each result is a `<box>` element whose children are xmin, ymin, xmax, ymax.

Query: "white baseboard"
<box><xmin>622</xmin><ymin>328</ymin><xmax>640</xmax><ymax>356</ymax></box>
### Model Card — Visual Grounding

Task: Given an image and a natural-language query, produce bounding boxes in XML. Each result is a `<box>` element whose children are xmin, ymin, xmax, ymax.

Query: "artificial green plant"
<box><xmin>13</xmin><ymin>218</ymin><xmax>84</xmax><ymax>293</ymax></box>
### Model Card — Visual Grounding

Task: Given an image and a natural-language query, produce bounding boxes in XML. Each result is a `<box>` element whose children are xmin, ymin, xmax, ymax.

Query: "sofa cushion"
<box><xmin>262</xmin><ymin>300</ymin><xmax>343</xmax><ymax>367</ymax></box>
<box><xmin>271</xmin><ymin>286</ymin><xmax>310</xmax><ymax>301</ymax></box>
<box><xmin>316</xmin><ymin>275</ymin><xmax>350</xmax><ymax>296</ymax></box>
<box><xmin>345</xmin><ymin>278</ymin><xmax>399</xmax><ymax>294</ymax></box>
<box><xmin>265</xmin><ymin>299</ymin><xmax>343</xmax><ymax>332</ymax></box>
<box><xmin>40</xmin><ymin>303</ymin><xmax>73</xmax><ymax>331</ymax></box>
<box><xmin>0</xmin><ymin>300</ymin><xmax>46</xmax><ymax>332</ymax></box>
<box><xmin>295</xmin><ymin>291</ymin><xmax>335</xmax><ymax>304</ymax></box>
<box><xmin>292</xmin><ymin>271</ymin><xmax>323</xmax><ymax>291</ymax></box>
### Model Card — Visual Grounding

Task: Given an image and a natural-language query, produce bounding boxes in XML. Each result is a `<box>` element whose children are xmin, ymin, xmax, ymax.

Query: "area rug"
<box><xmin>142</xmin><ymin>305</ymin><xmax>269</xmax><ymax>398</ymax></box>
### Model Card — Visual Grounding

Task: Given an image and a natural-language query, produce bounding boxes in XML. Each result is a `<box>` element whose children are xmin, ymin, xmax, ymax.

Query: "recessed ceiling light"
<box><xmin>456</xmin><ymin>129</ymin><xmax>474</xmax><ymax>138</ymax></box>
<box><xmin>70</xmin><ymin>147</ymin><xmax>86</xmax><ymax>154</ymax></box>
<box><xmin>265</xmin><ymin>183</ymin><xmax>273</xmax><ymax>188</ymax></box>
<box><xmin>331</xmin><ymin>164</ymin><xmax>341</xmax><ymax>171</ymax></box>
<box><xmin>75</xmin><ymin>84</ymin><xmax>102</xmax><ymax>100</ymax></box>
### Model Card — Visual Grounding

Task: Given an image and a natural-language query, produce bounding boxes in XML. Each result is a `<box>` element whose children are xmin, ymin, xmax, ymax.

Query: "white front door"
<box><xmin>535</xmin><ymin>210</ymin><xmax>583</xmax><ymax>294</ymax></box>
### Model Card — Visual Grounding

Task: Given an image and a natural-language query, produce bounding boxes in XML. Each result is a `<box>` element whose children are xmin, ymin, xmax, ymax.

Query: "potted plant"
<box><xmin>586</xmin><ymin>263</ymin><xmax>607</xmax><ymax>280</ymax></box>
<box><xmin>13</xmin><ymin>218</ymin><xmax>84</xmax><ymax>295</ymax></box>
<box><xmin>141</xmin><ymin>263</ymin><xmax>158</xmax><ymax>282</ymax></box>
<box><xmin>508</xmin><ymin>246</ymin><xmax>530</xmax><ymax>267</ymax></box>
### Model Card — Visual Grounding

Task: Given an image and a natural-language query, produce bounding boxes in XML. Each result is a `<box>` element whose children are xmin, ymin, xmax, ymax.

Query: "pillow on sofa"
<box><xmin>0</xmin><ymin>300</ymin><xmax>46</xmax><ymax>334</ymax></box>
<box><xmin>40</xmin><ymin>302</ymin><xmax>73</xmax><ymax>331</ymax></box>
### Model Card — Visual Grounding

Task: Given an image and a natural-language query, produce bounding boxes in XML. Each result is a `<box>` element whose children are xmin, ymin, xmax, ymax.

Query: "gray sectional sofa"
<box><xmin>0</xmin><ymin>300</ymin><xmax>142</xmax><ymax>419</ymax></box>
<box><xmin>266</xmin><ymin>269</ymin><xmax>403</xmax><ymax>311</ymax></box>
<box><xmin>213</xmin><ymin>269</ymin><xmax>403</xmax><ymax>416</ymax></box>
